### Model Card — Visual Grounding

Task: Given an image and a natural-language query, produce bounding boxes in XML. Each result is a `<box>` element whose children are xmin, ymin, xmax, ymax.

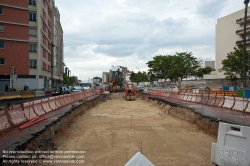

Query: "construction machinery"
<box><xmin>109</xmin><ymin>67</ymin><xmax>124</xmax><ymax>92</ymax></box>
<box><xmin>124</xmin><ymin>84</ymin><xmax>136</xmax><ymax>101</ymax></box>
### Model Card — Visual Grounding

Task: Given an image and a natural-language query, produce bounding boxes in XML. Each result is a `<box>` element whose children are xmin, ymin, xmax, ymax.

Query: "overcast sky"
<box><xmin>55</xmin><ymin>0</ymin><xmax>244</xmax><ymax>81</ymax></box>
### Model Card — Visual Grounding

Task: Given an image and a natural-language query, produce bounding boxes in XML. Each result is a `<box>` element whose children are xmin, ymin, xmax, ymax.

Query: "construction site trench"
<box><xmin>39</xmin><ymin>92</ymin><xmax>217</xmax><ymax>166</ymax></box>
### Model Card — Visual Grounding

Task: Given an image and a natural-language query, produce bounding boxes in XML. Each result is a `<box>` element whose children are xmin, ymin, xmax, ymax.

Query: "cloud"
<box><xmin>55</xmin><ymin>0</ymin><xmax>243</xmax><ymax>80</ymax></box>
<box><xmin>196</xmin><ymin>0</ymin><xmax>228</xmax><ymax>18</ymax></box>
<box><xmin>93</xmin><ymin>44</ymin><xmax>135</xmax><ymax>57</ymax></box>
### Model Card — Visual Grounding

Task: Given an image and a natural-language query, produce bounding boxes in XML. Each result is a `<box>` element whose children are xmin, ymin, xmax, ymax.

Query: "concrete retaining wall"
<box><xmin>181</xmin><ymin>79</ymin><xmax>234</xmax><ymax>88</ymax></box>
<box><xmin>152</xmin><ymin>98</ymin><xmax>219</xmax><ymax>137</ymax></box>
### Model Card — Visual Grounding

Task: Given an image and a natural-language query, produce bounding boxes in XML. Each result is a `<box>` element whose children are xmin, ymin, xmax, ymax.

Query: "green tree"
<box><xmin>129</xmin><ymin>71</ymin><xmax>137</xmax><ymax>83</ymax></box>
<box><xmin>147</xmin><ymin>70</ymin><xmax>156</xmax><ymax>82</ymax></box>
<box><xmin>164</xmin><ymin>55</ymin><xmax>180</xmax><ymax>82</ymax></box>
<box><xmin>136</xmin><ymin>71</ymin><xmax>148</xmax><ymax>83</ymax></box>
<box><xmin>63</xmin><ymin>73</ymin><xmax>70</xmax><ymax>84</ymax></box>
<box><xmin>219</xmin><ymin>44</ymin><xmax>248</xmax><ymax>83</ymax></box>
<box><xmin>146</xmin><ymin>55</ymin><xmax>166</xmax><ymax>81</ymax></box>
<box><xmin>129</xmin><ymin>71</ymin><xmax>149</xmax><ymax>84</ymax></box>
<box><xmin>174</xmin><ymin>52</ymin><xmax>200</xmax><ymax>80</ymax></box>
<box><xmin>146</xmin><ymin>52</ymin><xmax>200</xmax><ymax>83</ymax></box>
<box><xmin>195</xmin><ymin>66</ymin><xmax>215</xmax><ymax>79</ymax></box>
<box><xmin>63</xmin><ymin>73</ymin><xmax>74</xmax><ymax>85</ymax></box>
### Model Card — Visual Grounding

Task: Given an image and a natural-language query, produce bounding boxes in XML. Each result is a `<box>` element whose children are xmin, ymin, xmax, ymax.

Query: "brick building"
<box><xmin>0</xmin><ymin>0</ymin><xmax>64</xmax><ymax>91</ymax></box>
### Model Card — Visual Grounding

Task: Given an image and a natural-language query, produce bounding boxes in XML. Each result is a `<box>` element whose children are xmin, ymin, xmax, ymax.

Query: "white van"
<box><xmin>80</xmin><ymin>82</ymin><xmax>92</xmax><ymax>90</ymax></box>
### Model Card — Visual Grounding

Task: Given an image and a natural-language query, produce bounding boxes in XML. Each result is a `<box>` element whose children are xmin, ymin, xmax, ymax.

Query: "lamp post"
<box><xmin>243</xmin><ymin>0</ymin><xmax>249</xmax><ymax>88</ymax></box>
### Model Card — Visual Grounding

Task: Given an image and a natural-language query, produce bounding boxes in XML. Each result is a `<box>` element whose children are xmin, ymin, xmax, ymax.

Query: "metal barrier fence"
<box><xmin>147</xmin><ymin>90</ymin><xmax>250</xmax><ymax>126</ymax></box>
<box><xmin>0</xmin><ymin>89</ymin><xmax>100</xmax><ymax>150</ymax></box>
<box><xmin>148</xmin><ymin>89</ymin><xmax>250</xmax><ymax>113</ymax></box>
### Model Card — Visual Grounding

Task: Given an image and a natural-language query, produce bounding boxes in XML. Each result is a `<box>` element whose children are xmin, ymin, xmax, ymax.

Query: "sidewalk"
<box><xmin>150</xmin><ymin>95</ymin><xmax>250</xmax><ymax>127</ymax></box>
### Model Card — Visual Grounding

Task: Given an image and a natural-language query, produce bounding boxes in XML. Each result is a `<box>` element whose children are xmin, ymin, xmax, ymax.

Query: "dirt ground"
<box><xmin>53</xmin><ymin>93</ymin><xmax>216</xmax><ymax>166</ymax></box>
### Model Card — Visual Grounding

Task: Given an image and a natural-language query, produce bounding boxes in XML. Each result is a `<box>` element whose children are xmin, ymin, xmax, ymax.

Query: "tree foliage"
<box><xmin>195</xmin><ymin>66</ymin><xmax>215</xmax><ymax>79</ymax></box>
<box><xmin>146</xmin><ymin>52</ymin><xmax>208</xmax><ymax>82</ymax></box>
<box><xmin>63</xmin><ymin>73</ymin><xmax>74</xmax><ymax>85</ymax></box>
<box><xmin>129</xmin><ymin>71</ymin><xmax>148</xmax><ymax>84</ymax></box>
<box><xmin>219</xmin><ymin>44</ymin><xmax>249</xmax><ymax>82</ymax></box>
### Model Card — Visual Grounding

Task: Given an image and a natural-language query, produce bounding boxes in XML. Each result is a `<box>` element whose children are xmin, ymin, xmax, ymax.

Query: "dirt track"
<box><xmin>54</xmin><ymin>93</ymin><xmax>216</xmax><ymax>166</ymax></box>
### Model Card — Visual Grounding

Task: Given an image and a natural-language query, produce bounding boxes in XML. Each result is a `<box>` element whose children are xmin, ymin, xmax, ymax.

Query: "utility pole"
<box><xmin>243</xmin><ymin>0</ymin><xmax>249</xmax><ymax>88</ymax></box>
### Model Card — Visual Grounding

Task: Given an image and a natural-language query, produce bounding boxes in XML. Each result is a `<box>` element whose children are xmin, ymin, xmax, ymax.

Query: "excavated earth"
<box><xmin>52</xmin><ymin>93</ymin><xmax>216</xmax><ymax>166</ymax></box>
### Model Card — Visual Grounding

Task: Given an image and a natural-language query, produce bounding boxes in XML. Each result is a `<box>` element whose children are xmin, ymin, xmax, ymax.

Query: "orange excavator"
<box><xmin>124</xmin><ymin>84</ymin><xmax>136</xmax><ymax>101</ymax></box>
<box><xmin>109</xmin><ymin>68</ymin><xmax>119</xmax><ymax>88</ymax></box>
<box><xmin>109</xmin><ymin>68</ymin><xmax>123</xmax><ymax>92</ymax></box>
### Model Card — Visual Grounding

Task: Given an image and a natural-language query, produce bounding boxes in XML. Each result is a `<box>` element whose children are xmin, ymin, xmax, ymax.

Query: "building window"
<box><xmin>29</xmin><ymin>28</ymin><xmax>36</xmax><ymax>36</ymax></box>
<box><xmin>29</xmin><ymin>44</ymin><xmax>36</xmax><ymax>52</ymax></box>
<box><xmin>43</xmin><ymin>22</ymin><xmax>46</xmax><ymax>32</ymax></box>
<box><xmin>48</xmin><ymin>21</ymin><xmax>51</xmax><ymax>28</ymax></box>
<box><xmin>43</xmin><ymin>62</ymin><xmax>46</xmax><ymax>70</ymax></box>
<box><xmin>48</xmin><ymin>11</ymin><xmax>52</xmax><ymax>19</ymax></box>
<box><xmin>29</xmin><ymin>59</ymin><xmax>37</xmax><ymax>68</ymax></box>
<box><xmin>28</xmin><ymin>0</ymin><xmax>36</xmax><ymax>6</ymax></box>
<box><xmin>48</xmin><ymin>54</ymin><xmax>51</xmax><ymax>61</ymax></box>
<box><xmin>0</xmin><ymin>8</ymin><xmax>3</xmax><ymax>15</ymax></box>
<box><xmin>48</xmin><ymin>65</ymin><xmax>51</xmax><ymax>72</ymax></box>
<box><xmin>43</xmin><ymin>36</ymin><xmax>47</xmax><ymax>46</ymax></box>
<box><xmin>43</xmin><ymin>10</ymin><xmax>46</xmax><ymax>20</ymax></box>
<box><xmin>0</xmin><ymin>41</ymin><xmax>4</xmax><ymax>49</ymax></box>
<box><xmin>29</xmin><ymin>13</ymin><xmax>36</xmax><ymax>21</ymax></box>
<box><xmin>0</xmin><ymin>58</ymin><xmax>5</xmax><ymax>65</ymax></box>
<box><xmin>48</xmin><ymin>43</ymin><xmax>51</xmax><ymax>51</ymax></box>
<box><xmin>43</xmin><ymin>48</ymin><xmax>46</xmax><ymax>58</ymax></box>
<box><xmin>0</xmin><ymin>25</ymin><xmax>3</xmax><ymax>32</ymax></box>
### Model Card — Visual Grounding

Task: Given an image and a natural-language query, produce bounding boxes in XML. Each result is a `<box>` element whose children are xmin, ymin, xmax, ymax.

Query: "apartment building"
<box><xmin>0</xmin><ymin>0</ymin><xmax>63</xmax><ymax>91</ymax></box>
<box><xmin>203</xmin><ymin>61</ymin><xmax>215</xmax><ymax>69</ymax></box>
<box><xmin>204</xmin><ymin>8</ymin><xmax>247</xmax><ymax>79</ymax></box>
<box><xmin>102</xmin><ymin>72</ymin><xmax>109</xmax><ymax>85</ymax></box>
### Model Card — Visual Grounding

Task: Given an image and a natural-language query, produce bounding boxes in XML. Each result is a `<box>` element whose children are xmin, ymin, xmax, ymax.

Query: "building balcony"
<box><xmin>236</xmin><ymin>15</ymin><xmax>250</xmax><ymax>24</ymax></box>
<box><xmin>236</xmin><ymin>39</ymin><xmax>250</xmax><ymax>45</ymax></box>
<box><xmin>245</xmin><ymin>48</ymin><xmax>250</xmax><ymax>54</ymax></box>
<box><xmin>236</xmin><ymin>26</ymin><xmax>250</xmax><ymax>35</ymax></box>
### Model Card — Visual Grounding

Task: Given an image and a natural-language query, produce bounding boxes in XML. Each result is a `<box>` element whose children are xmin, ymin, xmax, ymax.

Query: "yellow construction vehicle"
<box><xmin>109</xmin><ymin>68</ymin><xmax>124</xmax><ymax>92</ymax></box>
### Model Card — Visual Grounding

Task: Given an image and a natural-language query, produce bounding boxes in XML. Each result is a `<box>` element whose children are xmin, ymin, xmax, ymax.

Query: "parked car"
<box><xmin>72</xmin><ymin>86</ymin><xmax>83</xmax><ymax>92</ymax></box>
<box><xmin>52</xmin><ymin>86</ymin><xmax>70</xmax><ymax>96</ymax></box>
<box><xmin>67</xmin><ymin>86</ymin><xmax>74</xmax><ymax>92</ymax></box>
<box><xmin>80</xmin><ymin>82</ymin><xmax>92</xmax><ymax>90</ymax></box>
